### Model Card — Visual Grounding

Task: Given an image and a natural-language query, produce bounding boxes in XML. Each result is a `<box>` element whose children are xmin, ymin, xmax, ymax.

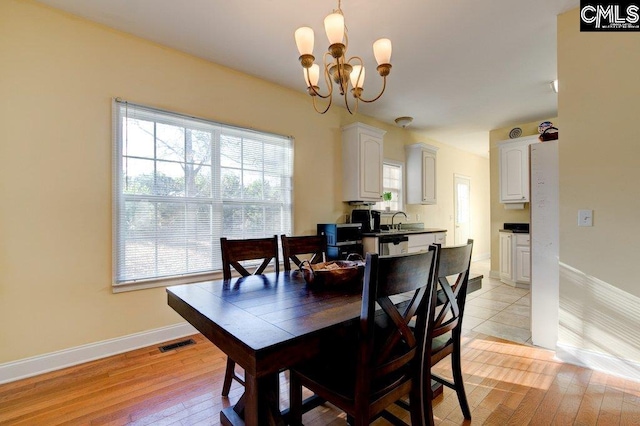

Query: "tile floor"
<box><xmin>466</xmin><ymin>258</ymin><xmax>532</xmax><ymax>344</ymax></box>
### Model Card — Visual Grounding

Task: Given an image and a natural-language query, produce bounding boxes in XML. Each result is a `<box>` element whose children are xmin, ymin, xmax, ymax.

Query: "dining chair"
<box><xmin>280</xmin><ymin>234</ymin><xmax>327</xmax><ymax>271</ymax></box>
<box><xmin>220</xmin><ymin>235</ymin><xmax>279</xmax><ymax>280</ymax></box>
<box><xmin>219</xmin><ymin>235</ymin><xmax>279</xmax><ymax>396</ymax></box>
<box><xmin>289</xmin><ymin>247</ymin><xmax>440</xmax><ymax>426</ymax></box>
<box><xmin>428</xmin><ymin>239</ymin><xmax>474</xmax><ymax>419</ymax></box>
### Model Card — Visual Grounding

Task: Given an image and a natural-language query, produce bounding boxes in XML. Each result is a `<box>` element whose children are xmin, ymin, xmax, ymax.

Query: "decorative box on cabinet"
<box><xmin>498</xmin><ymin>135</ymin><xmax>537</xmax><ymax>206</ymax></box>
<box><xmin>342</xmin><ymin>123</ymin><xmax>385</xmax><ymax>203</ymax></box>
<box><xmin>405</xmin><ymin>143</ymin><xmax>438</xmax><ymax>205</ymax></box>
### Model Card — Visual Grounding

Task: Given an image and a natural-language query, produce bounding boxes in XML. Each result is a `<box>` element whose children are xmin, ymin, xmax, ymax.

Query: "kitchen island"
<box><xmin>362</xmin><ymin>226</ymin><xmax>448</xmax><ymax>255</ymax></box>
<box><xmin>362</xmin><ymin>226</ymin><xmax>483</xmax><ymax>298</ymax></box>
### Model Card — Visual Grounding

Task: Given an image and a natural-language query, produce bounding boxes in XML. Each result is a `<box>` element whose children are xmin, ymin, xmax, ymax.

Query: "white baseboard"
<box><xmin>0</xmin><ymin>322</ymin><xmax>198</xmax><ymax>385</ymax></box>
<box><xmin>489</xmin><ymin>270</ymin><xmax>501</xmax><ymax>279</ymax></box>
<box><xmin>556</xmin><ymin>343</ymin><xmax>640</xmax><ymax>383</ymax></box>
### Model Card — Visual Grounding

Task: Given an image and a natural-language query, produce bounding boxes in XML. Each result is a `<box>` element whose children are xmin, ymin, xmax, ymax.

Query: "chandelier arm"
<box><xmin>304</xmin><ymin>68</ymin><xmax>332</xmax><ymax>99</ymax></box>
<box><xmin>322</xmin><ymin>53</ymin><xmax>334</xmax><ymax>92</ymax></box>
<box><xmin>312</xmin><ymin>92</ymin><xmax>333</xmax><ymax>114</ymax></box>
<box><xmin>357</xmin><ymin>75</ymin><xmax>387</xmax><ymax>103</ymax></box>
<box><xmin>336</xmin><ymin>56</ymin><xmax>349</xmax><ymax>95</ymax></box>
<box><xmin>343</xmin><ymin>85</ymin><xmax>359</xmax><ymax>115</ymax></box>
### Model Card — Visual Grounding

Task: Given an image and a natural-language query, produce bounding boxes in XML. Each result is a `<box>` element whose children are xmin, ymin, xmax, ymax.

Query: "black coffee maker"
<box><xmin>351</xmin><ymin>209</ymin><xmax>381</xmax><ymax>232</ymax></box>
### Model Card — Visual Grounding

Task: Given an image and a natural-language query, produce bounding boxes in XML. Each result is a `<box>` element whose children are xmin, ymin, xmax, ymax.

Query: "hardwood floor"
<box><xmin>1</xmin><ymin>332</ymin><xmax>639</xmax><ymax>425</ymax></box>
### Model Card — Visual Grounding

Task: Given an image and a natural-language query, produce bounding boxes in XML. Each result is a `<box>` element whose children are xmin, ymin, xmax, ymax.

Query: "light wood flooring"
<box><xmin>1</xmin><ymin>332</ymin><xmax>640</xmax><ymax>425</ymax></box>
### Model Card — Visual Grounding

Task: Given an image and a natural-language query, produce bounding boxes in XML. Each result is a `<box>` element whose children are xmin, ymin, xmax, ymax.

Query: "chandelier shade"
<box><xmin>373</xmin><ymin>38</ymin><xmax>392</xmax><ymax>65</ymax></box>
<box><xmin>294</xmin><ymin>0</ymin><xmax>392</xmax><ymax>114</ymax></box>
<box><xmin>324</xmin><ymin>13</ymin><xmax>345</xmax><ymax>45</ymax></box>
<box><xmin>294</xmin><ymin>27</ymin><xmax>314</xmax><ymax>56</ymax></box>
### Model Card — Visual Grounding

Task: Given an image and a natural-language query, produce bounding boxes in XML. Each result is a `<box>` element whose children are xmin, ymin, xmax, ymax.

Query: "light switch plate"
<box><xmin>578</xmin><ymin>209</ymin><xmax>593</xmax><ymax>227</ymax></box>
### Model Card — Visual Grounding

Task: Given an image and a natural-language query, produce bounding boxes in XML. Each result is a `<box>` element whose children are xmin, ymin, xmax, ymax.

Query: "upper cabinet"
<box><xmin>405</xmin><ymin>143</ymin><xmax>438</xmax><ymax>205</ymax></box>
<box><xmin>498</xmin><ymin>136</ymin><xmax>537</xmax><ymax>205</ymax></box>
<box><xmin>342</xmin><ymin>123</ymin><xmax>386</xmax><ymax>203</ymax></box>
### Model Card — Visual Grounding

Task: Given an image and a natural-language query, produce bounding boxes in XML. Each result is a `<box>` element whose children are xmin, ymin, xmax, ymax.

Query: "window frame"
<box><xmin>112</xmin><ymin>100</ymin><xmax>293</xmax><ymax>292</ymax></box>
<box><xmin>374</xmin><ymin>160</ymin><xmax>405</xmax><ymax>213</ymax></box>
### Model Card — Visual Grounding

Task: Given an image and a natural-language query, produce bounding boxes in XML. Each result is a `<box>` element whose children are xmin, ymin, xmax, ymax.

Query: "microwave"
<box><xmin>317</xmin><ymin>223</ymin><xmax>363</xmax><ymax>245</ymax></box>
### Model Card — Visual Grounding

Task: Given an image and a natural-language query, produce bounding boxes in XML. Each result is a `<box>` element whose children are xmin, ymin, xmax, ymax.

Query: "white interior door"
<box><xmin>454</xmin><ymin>175</ymin><xmax>471</xmax><ymax>245</ymax></box>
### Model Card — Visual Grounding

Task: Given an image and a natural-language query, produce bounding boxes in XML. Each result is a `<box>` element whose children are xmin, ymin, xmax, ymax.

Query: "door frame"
<box><xmin>453</xmin><ymin>174</ymin><xmax>471</xmax><ymax>246</ymax></box>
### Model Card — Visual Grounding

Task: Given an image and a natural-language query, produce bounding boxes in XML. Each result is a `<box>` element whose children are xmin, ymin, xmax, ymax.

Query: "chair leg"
<box><xmin>289</xmin><ymin>372</ymin><xmax>303</xmax><ymax>426</ymax></box>
<box><xmin>222</xmin><ymin>357</ymin><xmax>236</xmax><ymax>397</ymax></box>
<box><xmin>452</xmin><ymin>333</ymin><xmax>471</xmax><ymax>419</ymax></box>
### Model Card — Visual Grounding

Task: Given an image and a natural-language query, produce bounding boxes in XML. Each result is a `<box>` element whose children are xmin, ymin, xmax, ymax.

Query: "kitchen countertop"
<box><xmin>362</xmin><ymin>228</ymin><xmax>447</xmax><ymax>237</ymax></box>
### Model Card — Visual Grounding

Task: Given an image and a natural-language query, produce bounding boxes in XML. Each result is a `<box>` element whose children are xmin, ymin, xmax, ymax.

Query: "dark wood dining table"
<box><xmin>167</xmin><ymin>270</ymin><xmax>387</xmax><ymax>426</ymax></box>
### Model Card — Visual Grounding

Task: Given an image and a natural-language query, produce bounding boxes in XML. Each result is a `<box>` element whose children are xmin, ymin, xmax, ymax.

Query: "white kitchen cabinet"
<box><xmin>514</xmin><ymin>234</ymin><xmax>531</xmax><ymax>284</ymax></box>
<box><xmin>498</xmin><ymin>136</ymin><xmax>537</xmax><ymax>204</ymax></box>
<box><xmin>499</xmin><ymin>231</ymin><xmax>513</xmax><ymax>282</ymax></box>
<box><xmin>407</xmin><ymin>232</ymin><xmax>446</xmax><ymax>253</ymax></box>
<box><xmin>499</xmin><ymin>231</ymin><xmax>530</xmax><ymax>288</ymax></box>
<box><xmin>405</xmin><ymin>143</ymin><xmax>438</xmax><ymax>205</ymax></box>
<box><xmin>342</xmin><ymin>123</ymin><xmax>385</xmax><ymax>203</ymax></box>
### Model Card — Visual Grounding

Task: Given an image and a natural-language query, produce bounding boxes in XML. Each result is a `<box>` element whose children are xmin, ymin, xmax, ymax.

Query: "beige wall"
<box><xmin>0</xmin><ymin>0</ymin><xmax>489</xmax><ymax>365</ymax></box>
<box><xmin>557</xmin><ymin>9</ymin><xmax>640</xmax><ymax>363</ymax></box>
<box><xmin>489</xmin><ymin>117</ymin><xmax>557</xmax><ymax>274</ymax></box>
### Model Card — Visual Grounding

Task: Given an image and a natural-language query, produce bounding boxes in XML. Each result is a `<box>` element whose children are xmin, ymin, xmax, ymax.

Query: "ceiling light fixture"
<box><xmin>395</xmin><ymin>116</ymin><xmax>413</xmax><ymax>128</ymax></box>
<box><xmin>294</xmin><ymin>0</ymin><xmax>392</xmax><ymax>115</ymax></box>
<box><xmin>551</xmin><ymin>79</ymin><xmax>559</xmax><ymax>93</ymax></box>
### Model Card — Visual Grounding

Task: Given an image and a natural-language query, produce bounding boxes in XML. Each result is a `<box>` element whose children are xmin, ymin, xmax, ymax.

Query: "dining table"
<box><xmin>167</xmin><ymin>269</ymin><xmax>389</xmax><ymax>426</ymax></box>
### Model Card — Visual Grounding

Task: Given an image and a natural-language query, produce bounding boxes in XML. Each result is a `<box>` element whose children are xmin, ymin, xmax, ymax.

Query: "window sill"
<box><xmin>112</xmin><ymin>264</ymin><xmax>281</xmax><ymax>293</ymax></box>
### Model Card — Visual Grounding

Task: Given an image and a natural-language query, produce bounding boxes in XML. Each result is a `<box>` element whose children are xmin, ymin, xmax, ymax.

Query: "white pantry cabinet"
<box><xmin>405</xmin><ymin>143</ymin><xmax>438</xmax><ymax>205</ymax></box>
<box><xmin>342</xmin><ymin>123</ymin><xmax>385</xmax><ymax>203</ymax></box>
<box><xmin>499</xmin><ymin>231</ymin><xmax>530</xmax><ymax>288</ymax></box>
<box><xmin>498</xmin><ymin>136</ymin><xmax>537</xmax><ymax>204</ymax></box>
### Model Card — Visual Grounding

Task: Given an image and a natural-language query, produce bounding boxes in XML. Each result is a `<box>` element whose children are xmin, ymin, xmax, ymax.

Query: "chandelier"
<box><xmin>294</xmin><ymin>0</ymin><xmax>392</xmax><ymax>114</ymax></box>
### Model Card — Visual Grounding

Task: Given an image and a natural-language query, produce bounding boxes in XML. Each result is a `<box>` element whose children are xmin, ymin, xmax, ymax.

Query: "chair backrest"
<box><xmin>280</xmin><ymin>234</ymin><xmax>328</xmax><ymax>271</ymax></box>
<box><xmin>355</xmin><ymin>247</ymin><xmax>439</xmax><ymax>416</ymax></box>
<box><xmin>220</xmin><ymin>235</ymin><xmax>279</xmax><ymax>280</ymax></box>
<box><xmin>430</xmin><ymin>239</ymin><xmax>473</xmax><ymax>360</ymax></box>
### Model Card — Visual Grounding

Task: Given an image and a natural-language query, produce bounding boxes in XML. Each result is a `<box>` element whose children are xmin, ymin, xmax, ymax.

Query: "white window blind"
<box><xmin>112</xmin><ymin>100</ymin><xmax>293</xmax><ymax>289</ymax></box>
<box><xmin>374</xmin><ymin>162</ymin><xmax>403</xmax><ymax>212</ymax></box>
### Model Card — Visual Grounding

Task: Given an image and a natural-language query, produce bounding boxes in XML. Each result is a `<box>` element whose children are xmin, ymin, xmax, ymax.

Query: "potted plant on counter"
<box><xmin>382</xmin><ymin>192</ymin><xmax>392</xmax><ymax>211</ymax></box>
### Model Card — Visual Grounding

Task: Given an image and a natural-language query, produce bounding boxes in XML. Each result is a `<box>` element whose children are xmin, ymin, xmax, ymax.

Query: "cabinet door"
<box><xmin>408</xmin><ymin>233</ymin><xmax>435</xmax><ymax>250</ymax></box>
<box><xmin>500</xmin><ymin>144</ymin><xmax>527</xmax><ymax>202</ymax></box>
<box><xmin>499</xmin><ymin>232</ymin><xmax>513</xmax><ymax>281</ymax></box>
<box><xmin>421</xmin><ymin>150</ymin><xmax>437</xmax><ymax>204</ymax></box>
<box><xmin>498</xmin><ymin>137</ymin><xmax>537</xmax><ymax>204</ymax></box>
<box><xmin>359</xmin><ymin>134</ymin><xmax>383</xmax><ymax>200</ymax></box>
<box><xmin>405</xmin><ymin>143</ymin><xmax>438</xmax><ymax>205</ymax></box>
<box><xmin>342</xmin><ymin>123</ymin><xmax>385</xmax><ymax>202</ymax></box>
<box><xmin>434</xmin><ymin>232</ymin><xmax>446</xmax><ymax>246</ymax></box>
<box><xmin>515</xmin><ymin>246</ymin><xmax>531</xmax><ymax>283</ymax></box>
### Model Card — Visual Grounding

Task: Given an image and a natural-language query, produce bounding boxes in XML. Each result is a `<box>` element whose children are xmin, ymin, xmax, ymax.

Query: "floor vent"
<box><xmin>159</xmin><ymin>338</ymin><xmax>196</xmax><ymax>353</ymax></box>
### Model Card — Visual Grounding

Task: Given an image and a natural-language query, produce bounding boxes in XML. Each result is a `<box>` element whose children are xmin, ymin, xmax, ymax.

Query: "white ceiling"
<box><xmin>36</xmin><ymin>0</ymin><xmax>578</xmax><ymax>157</ymax></box>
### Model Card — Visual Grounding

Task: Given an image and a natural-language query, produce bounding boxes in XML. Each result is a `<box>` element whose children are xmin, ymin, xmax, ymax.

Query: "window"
<box><xmin>112</xmin><ymin>101</ymin><xmax>292</xmax><ymax>291</ymax></box>
<box><xmin>374</xmin><ymin>161</ymin><xmax>403</xmax><ymax>212</ymax></box>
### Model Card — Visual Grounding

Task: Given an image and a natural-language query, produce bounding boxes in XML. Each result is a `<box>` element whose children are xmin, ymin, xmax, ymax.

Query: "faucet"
<box><xmin>391</xmin><ymin>211</ymin><xmax>408</xmax><ymax>230</ymax></box>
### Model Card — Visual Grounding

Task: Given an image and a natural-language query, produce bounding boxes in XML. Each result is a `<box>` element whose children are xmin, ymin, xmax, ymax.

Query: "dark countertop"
<box><xmin>499</xmin><ymin>229</ymin><xmax>530</xmax><ymax>234</ymax></box>
<box><xmin>362</xmin><ymin>228</ymin><xmax>447</xmax><ymax>237</ymax></box>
